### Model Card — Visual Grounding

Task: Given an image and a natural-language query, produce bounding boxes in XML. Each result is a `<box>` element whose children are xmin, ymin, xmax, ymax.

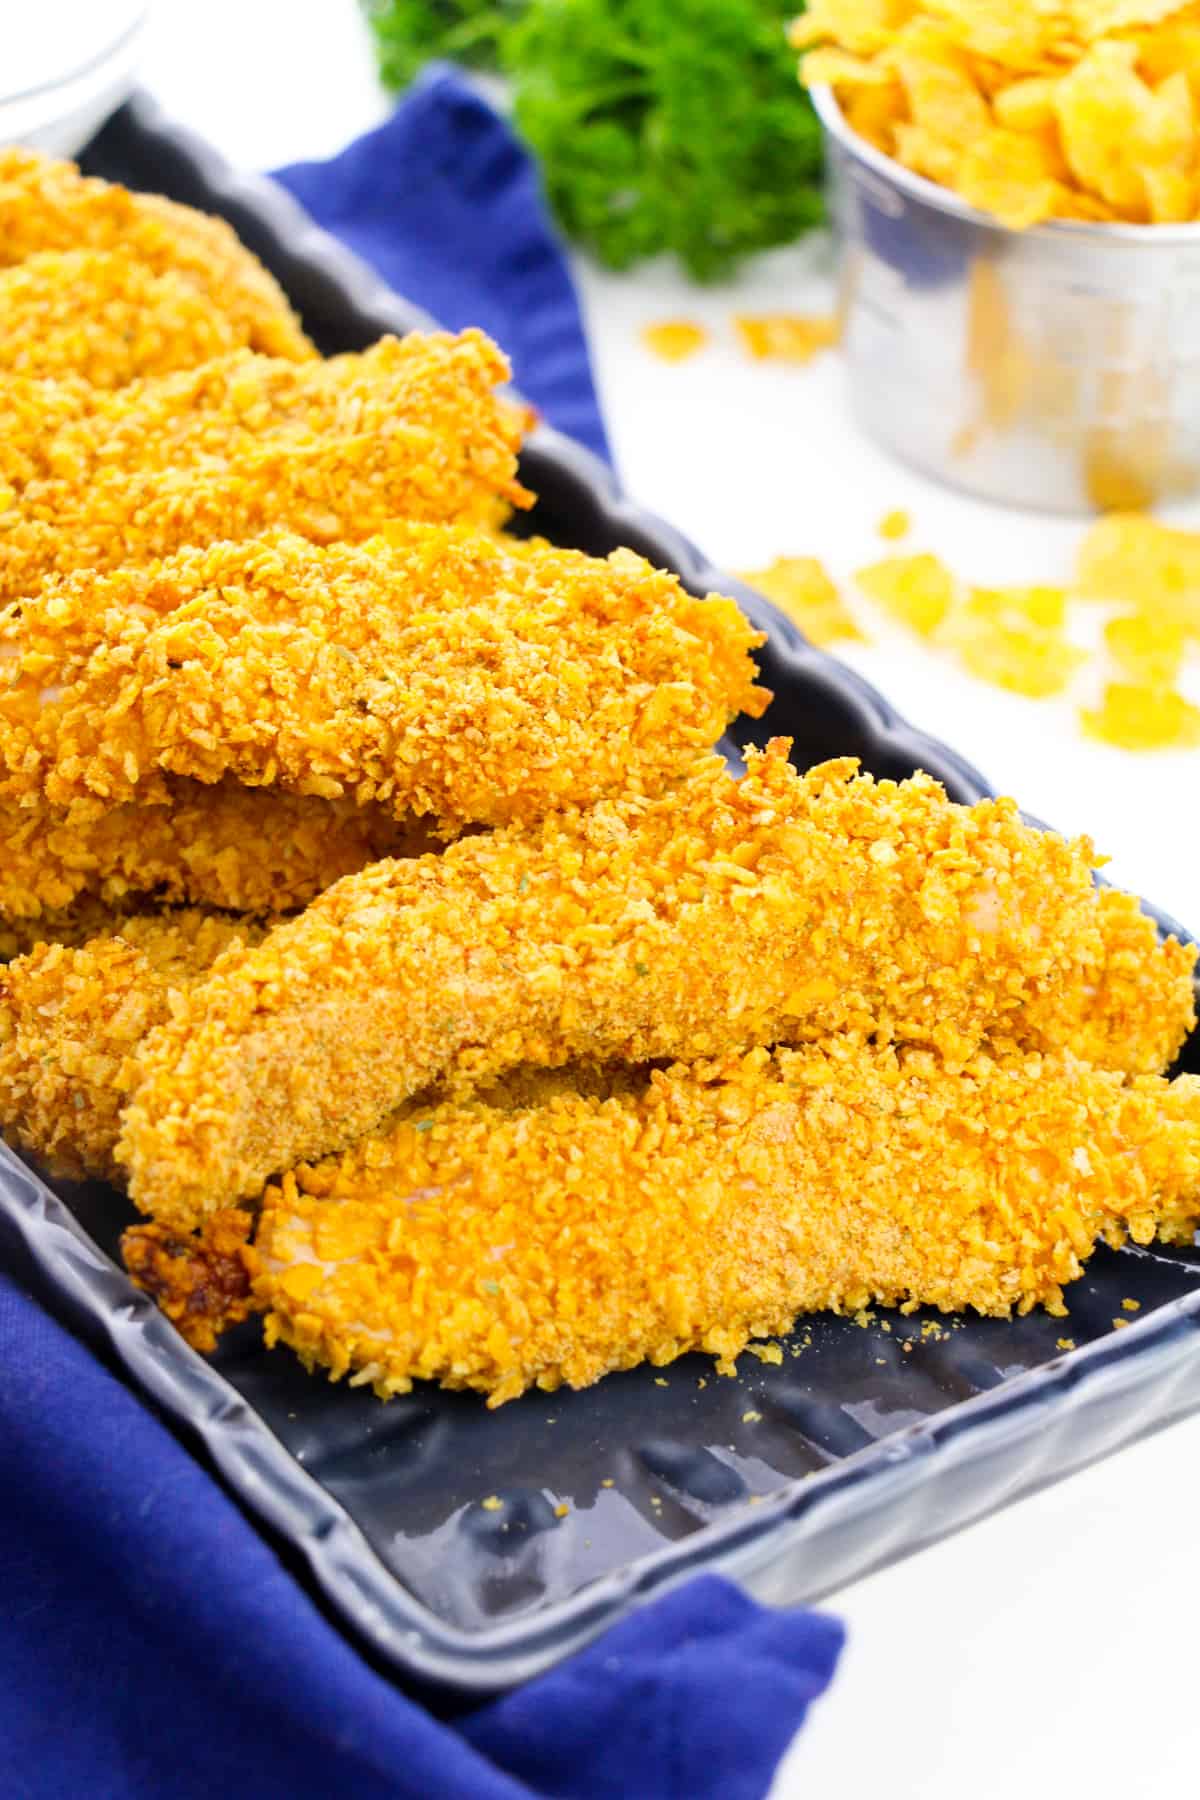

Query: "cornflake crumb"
<box><xmin>1112</xmin><ymin>1318</ymin><xmax>1129</xmax><ymax>1330</ymax></box>
<box><xmin>853</xmin><ymin>1308</ymin><xmax>875</xmax><ymax>1328</ymax></box>
<box><xmin>856</xmin><ymin>553</ymin><xmax>956</xmax><ymax>637</ymax></box>
<box><xmin>554</xmin><ymin>1502</ymin><xmax>570</xmax><ymax>1519</ymax></box>
<box><xmin>654</xmin><ymin>1377</ymin><xmax>669</xmax><ymax>1387</ymax></box>
<box><xmin>875</xmin><ymin>1357</ymin><xmax>887</xmax><ymax>1366</ymax></box>
<box><xmin>877</xmin><ymin>509</ymin><xmax>911</xmax><ymax>541</ymax></box>
<box><xmin>735</xmin><ymin>313</ymin><xmax>839</xmax><ymax>363</ymax></box>
<box><xmin>641</xmin><ymin>320</ymin><xmax>708</xmax><ymax>362</ymax></box>
<box><xmin>742</xmin><ymin>1409</ymin><xmax>763</xmax><ymax>1423</ymax></box>
<box><xmin>697</xmin><ymin>1377</ymin><xmax>707</xmax><ymax>1389</ymax></box>
<box><xmin>1056</xmin><ymin>1337</ymin><xmax>1076</xmax><ymax>1351</ymax></box>
<box><xmin>601</xmin><ymin>1478</ymin><xmax>615</xmax><ymax>1489</ymax></box>
<box><xmin>748</xmin><ymin>1342</ymin><xmax>783</xmax><ymax>1365</ymax></box>
<box><xmin>481</xmin><ymin>1496</ymin><xmax>503</xmax><ymax>1512</ymax></box>
<box><xmin>1122</xmin><ymin>1298</ymin><xmax>1141</xmax><ymax>1312</ymax></box>
<box><xmin>1082</xmin><ymin>682</ymin><xmax>1200</xmax><ymax>752</ymax></box>
<box><xmin>736</xmin><ymin>555</ymin><xmax>865</xmax><ymax>649</ymax></box>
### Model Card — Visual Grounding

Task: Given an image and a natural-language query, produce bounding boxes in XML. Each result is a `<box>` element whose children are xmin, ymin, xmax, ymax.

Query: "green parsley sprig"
<box><xmin>364</xmin><ymin>0</ymin><xmax>824</xmax><ymax>281</ymax></box>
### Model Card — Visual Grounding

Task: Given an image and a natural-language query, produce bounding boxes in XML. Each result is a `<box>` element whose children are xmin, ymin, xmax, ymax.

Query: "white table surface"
<box><xmin>133</xmin><ymin>3</ymin><xmax>1200</xmax><ymax>1792</ymax></box>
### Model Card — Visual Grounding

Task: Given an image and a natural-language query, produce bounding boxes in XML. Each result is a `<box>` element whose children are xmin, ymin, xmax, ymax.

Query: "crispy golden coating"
<box><xmin>252</xmin><ymin>1039</ymin><xmax>1200</xmax><ymax>1405</ymax></box>
<box><xmin>0</xmin><ymin>333</ymin><xmax>526</xmax><ymax>501</ymax></box>
<box><xmin>0</xmin><ymin>910</ymin><xmax>264</xmax><ymax>1182</ymax></box>
<box><xmin>0</xmin><ymin>529</ymin><xmax>767</xmax><ymax>827</ymax></box>
<box><xmin>0</xmin><ymin>779</ymin><xmax>417</xmax><ymax>920</ymax></box>
<box><xmin>0</xmin><ymin>896</ymin><xmax>139</xmax><ymax>964</ymax></box>
<box><xmin>122</xmin><ymin>1210</ymin><xmax>256</xmax><ymax>1353</ymax></box>
<box><xmin>120</xmin><ymin>743</ymin><xmax>1194</xmax><ymax>1227</ymax></box>
<box><xmin>1071</xmin><ymin>887</ymin><xmax>1198</xmax><ymax>1075</ymax></box>
<box><xmin>0</xmin><ymin>250</ymin><xmax>242</xmax><ymax>387</ymax></box>
<box><xmin>0</xmin><ymin>147</ymin><xmax>311</xmax><ymax>360</ymax></box>
<box><xmin>0</xmin><ymin>331</ymin><xmax>530</xmax><ymax>602</ymax></box>
<box><xmin>0</xmin><ymin>373</ymin><xmax>93</xmax><ymax>492</ymax></box>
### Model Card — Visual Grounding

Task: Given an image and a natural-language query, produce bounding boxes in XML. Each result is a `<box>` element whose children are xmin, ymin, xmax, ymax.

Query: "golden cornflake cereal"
<box><xmin>1075</xmin><ymin>513</ymin><xmax>1200</xmax><ymax>630</ymax></box>
<box><xmin>855</xmin><ymin>551</ymin><xmax>958</xmax><ymax>635</ymax></box>
<box><xmin>1081</xmin><ymin>679</ymin><xmax>1200</xmax><ymax>748</ymax></box>
<box><xmin>876</xmin><ymin>507</ymin><xmax>911</xmax><ymax>540</ymax></box>
<box><xmin>796</xmin><ymin>0</ymin><xmax>1200</xmax><ymax>228</ymax></box>
<box><xmin>791</xmin><ymin>2</ymin><xmax>913</xmax><ymax>59</ymax></box>
<box><xmin>750</xmin><ymin>517</ymin><xmax>1199</xmax><ymax>750</ymax></box>
<box><xmin>993</xmin><ymin>76</ymin><xmax>1059</xmax><ymax>133</ymax></box>
<box><xmin>737</xmin><ymin>556</ymin><xmax>866</xmax><ymax>647</ymax></box>
<box><xmin>944</xmin><ymin>585</ymin><xmax>1082</xmax><ymax>699</ymax></box>
<box><xmin>956</xmin><ymin>128</ymin><xmax>1061</xmax><ymax>230</ymax></box>
<box><xmin>966</xmin><ymin>584</ymin><xmax>1068</xmax><ymax>631</ymax></box>
<box><xmin>735</xmin><ymin>313</ymin><xmax>840</xmax><ymax>363</ymax></box>
<box><xmin>1079</xmin><ymin>1</ymin><xmax>1193</xmax><ymax>37</ymax></box>
<box><xmin>1104</xmin><ymin>611</ymin><xmax>1188</xmax><ymax>684</ymax></box>
<box><xmin>844</xmin><ymin>78</ymin><xmax>909</xmax><ymax>147</ymax></box>
<box><xmin>641</xmin><ymin>320</ymin><xmax>709</xmax><ymax>362</ymax></box>
<box><xmin>954</xmin><ymin>618</ymin><xmax>1086</xmax><ymax>698</ymax></box>
<box><xmin>801</xmin><ymin>47</ymin><xmax>898</xmax><ymax>88</ymax></box>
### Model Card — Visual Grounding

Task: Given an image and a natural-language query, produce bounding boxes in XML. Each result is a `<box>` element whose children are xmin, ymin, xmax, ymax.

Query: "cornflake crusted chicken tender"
<box><xmin>0</xmin><ymin>331</ymin><xmax>531</xmax><ymax>603</ymax></box>
<box><xmin>1068</xmin><ymin>886</ymin><xmax>1198</xmax><ymax>1073</ymax></box>
<box><xmin>121</xmin><ymin>1067</ymin><xmax>630</xmax><ymax>1354</ymax></box>
<box><xmin>119</xmin><ymin>742</ymin><xmax>1196</xmax><ymax>1228</ymax></box>
<box><xmin>0</xmin><ymin>250</ymin><xmax>242</xmax><ymax>387</ymax></box>
<box><xmin>0</xmin><ymin>147</ymin><xmax>312</xmax><ymax>360</ymax></box>
<box><xmin>0</xmin><ymin>529</ymin><xmax>768</xmax><ymax>828</ymax></box>
<box><xmin>0</xmin><ymin>333</ymin><xmax>527</xmax><ymax>506</ymax></box>
<box><xmin>252</xmin><ymin>1040</ymin><xmax>1200</xmax><ymax>1405</ymax></box>
<box><xmin>0</xmin><ymin>779</ymin><xmax>417</xmax><ymax>920</ymax></box>
<box><xmin>0</xmin><ymin>909</ymin><xmax>265</xmax><ymax>1183</ymax></box>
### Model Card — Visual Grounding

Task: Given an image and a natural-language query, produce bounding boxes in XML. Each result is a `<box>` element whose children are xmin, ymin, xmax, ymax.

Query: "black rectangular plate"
<box><xmin>1</xmin><ymin>92</ymin><xmax>1197</xmax><ymax>1700</ymax></box>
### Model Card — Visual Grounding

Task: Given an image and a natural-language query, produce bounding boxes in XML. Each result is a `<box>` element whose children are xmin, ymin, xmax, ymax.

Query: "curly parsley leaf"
<box><xmin>365</xmin><ymin>0</ymin><xmax>824</xmax><ymax>280</ymax></box>
<box><xmin>364</xmin><ymin>0</ymin><xmax>519</xmax><ymax>89</ymax></box>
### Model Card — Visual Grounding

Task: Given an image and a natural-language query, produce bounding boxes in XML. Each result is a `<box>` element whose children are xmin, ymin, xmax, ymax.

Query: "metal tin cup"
<box><xmin>812</xmin><ymin>84</ymin><xmax>1200</xmax><ymax>515</ymax></box>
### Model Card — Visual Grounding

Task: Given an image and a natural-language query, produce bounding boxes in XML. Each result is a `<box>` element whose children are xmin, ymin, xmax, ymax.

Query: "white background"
<box><xmin>125</xmin><ymin>2</ymin><xmax>1200</xmax><ymax>1791</ymax></box>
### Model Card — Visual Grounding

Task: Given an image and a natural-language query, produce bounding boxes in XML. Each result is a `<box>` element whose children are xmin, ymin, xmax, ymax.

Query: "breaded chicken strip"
<box><xmin>251</xmin><ymin>1040</ymin><xmax>1200</xmax><ymax>1405</ymax></box>
<box><xmin>0</xmin><ymin>147</ymin><xmax>311</xmax><ymax>360</ymax></box>
<box><xmin>0</xmin><ymin>332</ymin><xmax>525</xmax><ymax>502</ymax></box>
<box><xmin>0</xmin><ymin>780</ymin><xmax>415</xmax><ymax>920</ymax></box>
<box><xmin>0</xmin><ymin>909</ymin><xmax>264</xmax><ymax>1183</ymax></box>
<box><xmin>119</xmin><ymin>1065</ymin><xmax>627</xmax><ymax>1353</ymax></box>
<box><xmin>0</xmin><ymin>331</ymin><xmax>530</xmax><ymax>602</ymax></box>
<box><xmin>0</xmin><ymin>251</ymin><xmax>242</xmax><ymax>386</ymax></box>
<box><xmin>1</xmin><ymin>530</ymin><xmax>767</xmax><ymax>827</ymax></box>
<box><xmin>1071</xmin><ymin>887</ymin><xmax>1197</xmax><ymax>1075</ymax></box>
<box><xmin>120</xmin><ymin>743</ymin><xmax>1196</xmax><ymax>1227</ymax></box>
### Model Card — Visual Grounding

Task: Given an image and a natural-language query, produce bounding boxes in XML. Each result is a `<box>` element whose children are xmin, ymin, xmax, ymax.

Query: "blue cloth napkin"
<box><xmin>0</xmin><ymin>1273</ymin><xmax>842</xmax><ymax>1798</ymax></box>
<box><xmin>275</xmin><ymin>65</ymin><xmax>613</xmax><ymax>464</ymax></box>
<box><xmin>0</xmin><ymin>66</ymin><xmax>845</xmax><ymax>1797</ymax></box>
